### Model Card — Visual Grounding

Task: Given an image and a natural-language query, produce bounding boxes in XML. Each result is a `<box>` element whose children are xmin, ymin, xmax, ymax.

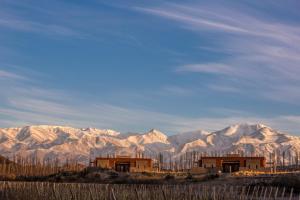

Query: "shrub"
<box><xmin>201</xmin><ymin>174</ymin><xmax>220</xmax><ymax>182</ymax></box>
<box><xmin>164</xmin><ymin>174</ymin><xmax>175</xmax><ymax>180</ymax></box>
<box><xmin>141</xmin><ymin>172</ymin><xmax>153</xmax><ymax>177</ymax></box>
<box><xmin>108</xmin><ymin>171</ymin><xmax>119</xmax><ymax>179</ymax></box>
<box><xmin>185</xmin><ymin>173</ymin><xmax>193</xmax><ymax>180</ymax></box>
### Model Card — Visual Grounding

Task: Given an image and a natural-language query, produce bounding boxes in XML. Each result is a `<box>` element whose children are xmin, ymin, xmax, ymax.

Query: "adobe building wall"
<box><xmin>190</xmin><ymin>167</ymin><xmax>208</xmax><ymax>174</ymax></box>
<box><xmin>96</xmin><ymin>159</ymin><xmax>110</xmax><ymax>169</ymax></box>
<box><xmin>94</xmin><ymin>157</ymin><xmax>153</xmax><ymax>172</ymax></box>
<box><xmin>199</xmin><ymin>156</ymin><xmax>265</xmax><ymax>172</ymax></box>
<box><xmin>133</xmin><ymin>160</ymin><xmax>153</xmax><ymax>172</ymax></box>
<box><xmin>202</xmin><ymin>159</ymin><xmax>217</xmax><ymax>168</ymax></box>
<box><xmin>245</xmin><ymin>159</ymin><xmax>262</xmax><ymax>170</ymax></box>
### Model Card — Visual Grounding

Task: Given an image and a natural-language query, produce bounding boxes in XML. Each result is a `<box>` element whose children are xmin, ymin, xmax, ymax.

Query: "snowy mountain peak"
<box><xmin>80</xmin><ymin>128</ymin><xmax>120</xmax><ymax>136</ymax></box>
<box><xmin>147</xmin><ymin>129</ymin><xmax>165</xmax><ymax>136</ymax></box>
<box><xmin>0</xmin><ymin>124</ymin><xmax>299</xmax><ymax>164</ymax></box>
<box><xmin>144</xmin><ymin>129</ymin><xmax>168</xmax><ymax>142</ymax></box>
<box><xmin>217</xmin><ymin>123</ymin><xmax>269</xmax><ymax>137</ymax></box>
<box><xmin>168</xmin><ymin>130</ymin><xmax>209</xmax><ymax>147</ymax></box>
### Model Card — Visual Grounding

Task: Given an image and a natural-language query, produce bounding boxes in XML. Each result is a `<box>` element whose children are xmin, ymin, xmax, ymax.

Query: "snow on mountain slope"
<box><xmin>169</xmin><ymin>130</ymin><xmax>209</xmax><ymax>147</ymax></box>
<box><xmin>179</xmin><ymin>139</ymin><xmax>208</xmax><ymax>153</ymax></box>
<box><xmin>127</xmin><ymin>129</ymin><xmax>169</xmax><ymax>145</ymax></box>
<box><xmin>0</xmin><ymin>124</ymin><xmax>299</xmax><ymax>164</ymax></box>
<box><xmin>215</xmin><ymin>124</ymin><xmax>268</xmax><ymax>137</ymax></box>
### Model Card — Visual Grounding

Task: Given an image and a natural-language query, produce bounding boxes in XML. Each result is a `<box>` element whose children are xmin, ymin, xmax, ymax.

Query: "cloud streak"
<box><xmin>0</xmin><ymin>14</ymin><xmax>82</xmax><ymax>38</ymax></box>
<box><xmin>0</xmin><ymin>70</ymin><xmax>26</xmax><ymax>80</ymax></box>
<box><xmin>136</xmin><ymin>2</ymin><xmax>300</xmax><ymax>104</ymax></box>
<box><xmin>0</xmin><ymin>1</ymin><xmax>95</xmax><ymax>38</ymax></box>
<box><xmin>1</xmin><ymin>70</ymin><xmax>300</xmax><ymax>135</ymax></box>
<box><xmin>1</xmin><ymin>1</ymin><xmax>300</xmax><ymax>135</ymax></box>
<box><xmin>2</xmin><ymin>95</ymin><xmax>300</xmax><ymax>135</ymax></box>
<box><xmin>1</xmin><ymin>51</ymin><xmax>300</xmax><ymax>134</ymax></box>
<box><xmin>177</xmin><ymin>63</ymin><xmax>236</xmax><ymax>75</ymax></box>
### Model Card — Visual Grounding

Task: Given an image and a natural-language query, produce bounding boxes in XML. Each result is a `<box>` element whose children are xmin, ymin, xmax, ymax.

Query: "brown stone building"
<box><xmin>93</xmin><ymin>156</ymin><xmax>153</xmax><ymax>172</ymax></box>
<box><xmin>198</xmin><ymin>155</ymin><xmax>266</xmax><ymax>172</ymax></box>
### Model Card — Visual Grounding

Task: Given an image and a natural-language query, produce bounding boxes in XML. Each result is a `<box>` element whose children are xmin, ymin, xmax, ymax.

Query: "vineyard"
<box><xmin>0</xmin><ymin>155</ymin><xmax>299</xmax><ymax>199</ymax></box>
<box><xmin>0</xmin><ymin>181</ymin><xmax>298</xmax><ymax>200</ymax></box>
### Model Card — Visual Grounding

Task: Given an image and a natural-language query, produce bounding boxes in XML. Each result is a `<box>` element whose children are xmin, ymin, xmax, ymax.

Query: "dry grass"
<box><xmin>233</xmin><ymin>169</ymin><xmax>300</xmax><ymax>177</ymax></box>
<box><xmin>1</xmin><ymin>181</ymin><xmax>298</xmax><ymax>200</ymax></box>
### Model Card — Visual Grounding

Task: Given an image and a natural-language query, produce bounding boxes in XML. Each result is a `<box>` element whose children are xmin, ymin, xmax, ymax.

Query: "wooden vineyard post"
<box><xmin>289</xmin><ymin>188</ymin><xmax>294</xmax><ymax>200</ymax></box>
<box><xmin>111</xmin><ymin>188</ymin><xmax>117</xmax><ymax>200</ymax></box>
<box><xmin>281</xmin><ymin>187</ymin><xmax>286</xmax><ymax>199</ymax></box>
<box><xmin>274</xmin><ymin>187</ymin><xmax>279</xmax><ymax>200</ymax></box>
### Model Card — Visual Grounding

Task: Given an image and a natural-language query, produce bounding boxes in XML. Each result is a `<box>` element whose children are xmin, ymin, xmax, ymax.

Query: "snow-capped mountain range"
<box><xmin>0</xmin><ymin>124</ymin><xmax>299</xmax><ymax>164</ymax></box>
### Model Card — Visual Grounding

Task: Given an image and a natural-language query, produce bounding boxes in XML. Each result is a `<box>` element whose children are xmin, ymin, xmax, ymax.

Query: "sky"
<box><xmin>1</xmin><ymin>0</ymin><xmax>300</xmax><ymax>135</ymax></box>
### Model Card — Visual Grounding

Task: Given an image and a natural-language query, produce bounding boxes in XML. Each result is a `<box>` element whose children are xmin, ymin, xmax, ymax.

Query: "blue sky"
<box><xmin>1</xmin><ymin>0</ymin><xmax>300</xmax><ymax>135</ymax></box>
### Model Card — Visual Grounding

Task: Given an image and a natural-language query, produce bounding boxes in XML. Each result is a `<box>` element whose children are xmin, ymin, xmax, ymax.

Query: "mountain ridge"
<box><xmin>0</xmin><ymin>123</ymin><xmax>299</xmax><ymax>163</ymax></box>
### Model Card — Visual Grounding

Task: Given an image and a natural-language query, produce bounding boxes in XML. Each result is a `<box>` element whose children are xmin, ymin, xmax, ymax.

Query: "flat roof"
<box><xmin>200</xmin><ymin>156</ymin><xmax>265</xmax><ymax>159</ymax></box>
<box><xmin>95</xmin><ymin>157</ymin><xmax>152</xmax><ymax>161</ymax></box>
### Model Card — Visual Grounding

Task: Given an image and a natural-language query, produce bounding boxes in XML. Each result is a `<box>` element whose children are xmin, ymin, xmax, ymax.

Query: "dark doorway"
<box><xmin>222</xmin><ymin>162</ymin><xmax>240</xmax><ymax>173</ymax></box>
<box><xmin>115</xmin><ymin>162</ymin><xmax>130</xmax><ymax>172</ymax></box>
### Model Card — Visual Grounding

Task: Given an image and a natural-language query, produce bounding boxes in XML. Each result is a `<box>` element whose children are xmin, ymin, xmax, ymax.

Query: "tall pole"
<box><xmin>282</xmin><ymin>151</ymin><xmax>285</xmax><ymax>167</ymax></box>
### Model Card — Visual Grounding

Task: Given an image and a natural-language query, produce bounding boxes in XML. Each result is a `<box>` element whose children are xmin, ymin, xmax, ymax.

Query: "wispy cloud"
<box><xmin>0</xmin><ymin>14</ymin><xmax>82</xmax><ymax>38</ymax></box>
<box><xmin>0</xmin><ymin>70</ymin><xmax>26</xmax><ymax>80</ymax></box>
<box><xmin>207</xmin><ymin>84</ymin><xmax>241</xmax><ymax>93</ymax></box>
<box><xmin>0</xmin><ymin>0</ymin><xmax>142</xmax><ymax>42</ymax></box>
<box><xmin>1</xmin><ymin>1</ymin><xmax>300</xmax><ymax>135</ymax></box>
<box><xmin>1</xmin><ymin>70</ymin><xmax>300</xmax><ymax>135</ymax></box>
<box><xmin>136</xmin><ymin>2</ymin><xmax>300</xmax><ymax>104</ymax></box>
<box><xmin>136</xmin><ymin>6</ymin><xmax>249</xmax><ymax>34</ymax></box>
<box><xmin>160</xmin><ymin>85</ymin><xmax>194</xmax><ymax>96</ymax></box>
<box><xmin>3</xmin><ymin>92</ymin><xmax>300</xmax><ymax>135</ymax></box>
<box><xmin>0</xmin><ymin>1</ymin><xmax>91</xmax><ymax>38</ymax></box>
<box><xmin>177</xmin><ymin>63</ymin><xmax>236</xmax><ymax>75</ymax></box>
